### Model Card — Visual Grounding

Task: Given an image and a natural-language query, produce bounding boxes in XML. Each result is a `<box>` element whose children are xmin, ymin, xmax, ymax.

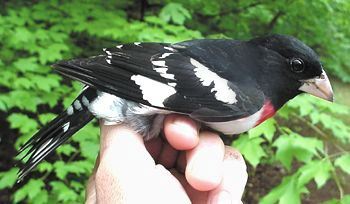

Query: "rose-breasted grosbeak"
<box><xmin>17</xmin><ymin>34</ymin><xmax>333</xmax><ymax>180</ymax></box>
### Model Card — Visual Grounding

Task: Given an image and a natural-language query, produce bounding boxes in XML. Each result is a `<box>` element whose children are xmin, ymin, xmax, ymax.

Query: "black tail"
<box><xmin>17</xmin><ymin>88</ymin><xmax>96</xmax><ymax>181</ymax></box>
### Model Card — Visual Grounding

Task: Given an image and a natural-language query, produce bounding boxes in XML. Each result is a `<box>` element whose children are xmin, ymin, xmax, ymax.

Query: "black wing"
<box><xmin>54</xmin><ymin>40</ymin><xmax>265</xmax><ymax>122</ymax></box>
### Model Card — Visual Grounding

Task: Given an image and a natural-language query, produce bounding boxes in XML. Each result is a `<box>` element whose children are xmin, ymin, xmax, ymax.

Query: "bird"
<box><xmin>17</xmin><ymin>34</ymin><xmax>334</xmax><ymax>180</ymax></box>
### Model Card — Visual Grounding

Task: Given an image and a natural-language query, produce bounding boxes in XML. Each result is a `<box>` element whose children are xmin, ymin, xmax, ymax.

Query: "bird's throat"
<box><xmin>255</xmin><ymin>100</ymin><xmax>276</xmax><ymax>126</ymax></box>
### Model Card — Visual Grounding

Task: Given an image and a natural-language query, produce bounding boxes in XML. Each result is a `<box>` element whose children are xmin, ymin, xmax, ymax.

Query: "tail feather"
<box><xmin>17</xmin><ymin>88</ymin><xmax>96</xmax><ymax>181</ymax></box>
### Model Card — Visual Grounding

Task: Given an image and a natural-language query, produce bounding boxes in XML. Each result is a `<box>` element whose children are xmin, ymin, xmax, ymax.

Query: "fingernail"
<box><xmin>210</xmin><ymin>191</ymin><xmax>232</xmax><ymax>204</ymax></box>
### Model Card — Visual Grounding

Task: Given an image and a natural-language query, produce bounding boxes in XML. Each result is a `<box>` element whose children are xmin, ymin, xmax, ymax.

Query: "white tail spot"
<box><xmin>63</xmin><ymin>122</ymin><xmax>70</xmax><ymax>132</ymax></box>
<box><xmin>82</xmin><ymin>96</ymin><xmax>90</xmax><ymax>107</ymax></box>
<box><xmin>67</xmin><ymin>106</ymin><xmax>74</xmax><ymax>115</ymax></box>
<box><xmin>73</xmin><ymin>100</ymin><xmax>82</xmax><ymax>111</ymax></box>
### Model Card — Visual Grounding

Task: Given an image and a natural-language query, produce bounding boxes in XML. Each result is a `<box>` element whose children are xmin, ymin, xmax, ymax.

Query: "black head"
<box><xmin>249</xmin><ymin>34</ymin><xmax>333</xmax><ymax>108</ymax></box>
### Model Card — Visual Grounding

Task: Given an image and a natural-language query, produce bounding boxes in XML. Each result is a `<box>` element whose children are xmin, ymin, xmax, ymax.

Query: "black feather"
<box><xmin>17</xmin><ymin>89</ymin><xmax>95</xmax><ymax>181</ymax></box>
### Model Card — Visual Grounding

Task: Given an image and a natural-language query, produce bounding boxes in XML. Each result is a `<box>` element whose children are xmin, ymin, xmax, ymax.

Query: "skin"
<box><xmin>85</xmin><ymin>114</ymin><xmax>247</xmax><ymax>204</ymax></box>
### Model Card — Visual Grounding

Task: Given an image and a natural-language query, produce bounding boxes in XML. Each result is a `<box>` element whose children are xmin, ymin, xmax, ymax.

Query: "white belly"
<box><xmin>204</xmin><ymin>108</ymin><xmax>263</xmax><ymax>135</ymax></box>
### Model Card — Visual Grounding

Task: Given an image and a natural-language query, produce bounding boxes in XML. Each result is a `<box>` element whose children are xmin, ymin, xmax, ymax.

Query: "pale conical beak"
<box><xmin>299</xmin><ymin>70</ymin><xmax>334</xmax><ymax>102</ymax></box>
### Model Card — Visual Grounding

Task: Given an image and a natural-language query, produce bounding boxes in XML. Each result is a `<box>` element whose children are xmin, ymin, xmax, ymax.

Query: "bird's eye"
<box><xmin>290</xmin><ymin>58</ymin><xmax>305</xmax><ymax>73</ymax></box>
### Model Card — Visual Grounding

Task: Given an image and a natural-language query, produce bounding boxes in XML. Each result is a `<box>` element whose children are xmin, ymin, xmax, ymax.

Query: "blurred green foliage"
<box><xmin>0</xmin><ymin>0</ymin><xmax>349</xmax><ymax>203</ymax></box>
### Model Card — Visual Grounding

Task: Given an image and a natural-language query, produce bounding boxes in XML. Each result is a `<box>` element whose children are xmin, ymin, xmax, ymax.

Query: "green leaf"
<box><xmin>260</xmin><ymin>174</ymin><xmax>307</xmax><ymax>204</ymax></box>
<box><xmin>38</xmin><ymin>43</ymin><xmax>69</xmax><ymax>64</ymax></box>
<box><xmin>32</xmin><ymin>74</ymin><xmax>61</xmax><ymax>92</ymax></box>
<box><xmin>7</xmin><ymin>113</ymin><xmax>38</xmax><ymax>134</ymax></box>
<box><xmin>298</xmin><ymin>160</ymin><xmax>332</xmax><ymax>188</ymax></box>
<box><xmin>80</xmin><ymin>141</ymin><xmax>99</xmax><ymax>161</ymax></box>
<box><xmin>72</xmin><ymin>123</ymin><xmax>99</xmax><ymax>143</ymax></box>
<box><xmin>56</xmin><ymin>144</ymin><xmax>76</xmax><ymax>156</ymax></box>
<box><xmin>14</xmin><ymin>179</ymin><xmax>45</xmax><ymax>203</ymax></box>
<box><xmin>38</xmin><ymin>113</ymin><xmax>57</xmax><ymax>125</ymax></box>
<box><xmin>70</xmin><ymin>180</ymin><xmax>84</xmax><ymax>191</ymax></box>
<box><xmin>201</xmin><ymin>1</ymin><xmax>221</xmax><ymax>16</ymax></box>
<box><xmin>160</xmin><ymin>3</ymin><xmax>191</xmax><ymax>25</ymax></box>
<box><xmin>50</xmin><ymin>181</ymin><xmax>79</xmax><ymax>202</ymax></box>
<box><xmin>53</xmin><ymin>160</ymin><xmax>92</xmax><ymax>179</ymax></box>
<box><xmin>10</xmin><ymin>27</ymin><xmax>34</xmax><ymax>44</ymax></box>
<box><xmin>272</xmin><ymin>133</ymin><xmax>324</xmax><ymax>170</ymax></box>
<box><xmin>13</xmin><ymin>57</ymin><xmax>40</xmax><ymax>73</ymax></box>
<box><xmin>41</xmin><ymin>91</ymin><xmax>61</xmax><ymax>108</ymax></box>
<box><xmin>248</xmin><ymin>118</ymin><xmax>276</xmax><ymax>142</ymax></box>
<box><xmin>0</xmin><ymin>168</ymin><xmax>19</xmax><ymax>190</ymax></box>
<box><xmin>37</xmin><ymin>162</ymin><xmax>53</xmax><ymax>173</ymax></box>
<box><xmin>335</xmin><ymin>154</ymin><xmax>350</xmax><ymax>175</ymax></box>
<box><xmin>323</xmin><ymin>195</ymin><xmax>350</xmax><ymax>204</ymax></box>
<box><xmin>232</xmin><ymin>134</ymin><xmax>266</xmax><ymax>167</ymax></box>
<box><xmin>6</xmin><ymin>90</ymin><xmax>41</xmax><ymax>112</ymax></box>
<box><xmin>32</xmin><ymin>190</ymin><xmax>48</xmax><ymax>204</ymax></box>
<box><xmin>13</xmin><ymin>77</ymin><xmax>34</xmax><ymax>89</ymax></box>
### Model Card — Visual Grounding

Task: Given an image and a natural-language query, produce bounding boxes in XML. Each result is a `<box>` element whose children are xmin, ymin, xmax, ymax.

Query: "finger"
<box><xmin>164</xmin><ymin>114</ymin><xmax>199</xmax><ymax>150</ymax></box>
<box><xmin>145</xmin><ymin>137</ymin><xmax>163</xmax><ymax>161</ymax></box>
<box><xmin>154</xmin><ymin>166</ymin><xmax>191</xmax><ymax>204</ymax></box>
<box><xmin>157</xmin><ymin>142</ymin><xmax>178</xmax><ymax>168</ymax></box>
<box><xmin>186</xmin><ymin>131</ymin><xmax>225</xmax><ymax>191</ymax></box>
<box><xmin>98</xmin><ymin>124</ymin><xmax>154</xmax><ymax>168</ymax></box>
<box><xmin>95</xmin><ymin>124</ymin><xmax>155</xmax><ymax>203</ymax></box>
<box><xmin>208</xmin><ymin>146</ymin><xmax>247</xmax><ymax>204</ymax></box>
<box><xmin>176</xmin><ymin>151</ymin><xmax>187</xmax><ymax>174</ymax></box>
<box><xmin>171</xmin><ymin>169</ymin><xmax>208</xmax><ymax>204</ymax></box>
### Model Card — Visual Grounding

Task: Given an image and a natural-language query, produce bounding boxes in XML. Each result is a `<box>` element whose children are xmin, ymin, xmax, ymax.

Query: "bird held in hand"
<box><xmin>17</xmin><ymin>34</ymin><xmax>333</xmax><ymax>180</ymax></box>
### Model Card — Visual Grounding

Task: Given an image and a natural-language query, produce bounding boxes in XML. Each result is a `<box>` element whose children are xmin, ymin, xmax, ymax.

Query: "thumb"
<box><xmin>99</xmin><ymin>124</ymin><xmax>155</xmax><ymax>173</ymax></box>
<box><xmin>95</xmin><ymin>124</ymin><xmax>156</xmax><ymax>203</ymax></box>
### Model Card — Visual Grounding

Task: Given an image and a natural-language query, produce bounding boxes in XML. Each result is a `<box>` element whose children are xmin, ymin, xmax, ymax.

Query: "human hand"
<box><xmin>86</xmin><ymin>114</ymin><xmax>247</xmax><ymax>204</ymax></box>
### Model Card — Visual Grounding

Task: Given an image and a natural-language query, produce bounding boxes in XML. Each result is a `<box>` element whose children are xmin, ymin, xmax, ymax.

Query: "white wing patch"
<box><xmin>152</xmin><ymin>60</ymin><xmax>167</xmax><ymax>67</ymax></box>
<box><xmin>190</xmin><ymin>58</ymin><xmax>237</xmax><ymax>104</ymax></box>
<box><xmin>131</xmin><ymin>75</ymin><xmax>176</xmax><ymax>107</ymax></box>
<box><xmin>168</xmin><ymin>82</ymin><xmax>176</xmax><ymax>87</ymax></box>
<box><xmin>159</xmin><ymin>53</ymin><xmax>173</xmax><ymax>59</ymax></box>
<box><xmin>164</xmin><ymin>46</ymin><xmax>175</xmax><ymax>51</ymax></box>
<box><xmin>152</xmin><ymin>59</ymin><xmax>175</xmax><ymax>80</ymax></box>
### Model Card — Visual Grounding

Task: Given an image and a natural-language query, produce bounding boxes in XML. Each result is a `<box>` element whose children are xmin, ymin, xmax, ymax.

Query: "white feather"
<box><xmin>131</xmin><ymin>75</ymin><xmax>176</xmax><ymax>107</ymax></box>
<box><xmin>204</xmin><ymin>108</ymin><xmax>263</xmax><ymax>134</ymax></box>
<box><xmin>190</xmin><ymin>58</ymin><xmax>237</xmax><ymax>104</ymax></box>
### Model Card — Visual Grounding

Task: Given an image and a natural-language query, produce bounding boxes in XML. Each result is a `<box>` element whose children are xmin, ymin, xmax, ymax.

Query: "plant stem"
<box><xmin>330</xmin><ymin>163</ymin><xmax>344</xmax><ymax>199</ymax></box>
<box><xmin>291</xmin><ymin>113</ymin><xmax>347</xmax><ymax>153</ymax></box>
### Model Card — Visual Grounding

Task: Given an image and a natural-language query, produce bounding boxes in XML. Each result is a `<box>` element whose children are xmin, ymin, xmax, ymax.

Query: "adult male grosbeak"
<box><xmin>18</xmin><ymin>34</ymin><xmax>333</xmax><ymax>180</ymax></box>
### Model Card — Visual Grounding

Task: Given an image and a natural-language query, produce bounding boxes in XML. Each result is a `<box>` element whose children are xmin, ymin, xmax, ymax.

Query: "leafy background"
<box><xmin>0</xmin><ymin>0</ymin><xmax>349</xmax><ymax>203</ymax></box>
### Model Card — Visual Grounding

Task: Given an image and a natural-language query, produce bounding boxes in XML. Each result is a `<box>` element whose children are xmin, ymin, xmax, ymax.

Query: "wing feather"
<box><xmin>54</xmin><ymin>41</ymin><xmax>265</xmax><ymax>122</ymax></box>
